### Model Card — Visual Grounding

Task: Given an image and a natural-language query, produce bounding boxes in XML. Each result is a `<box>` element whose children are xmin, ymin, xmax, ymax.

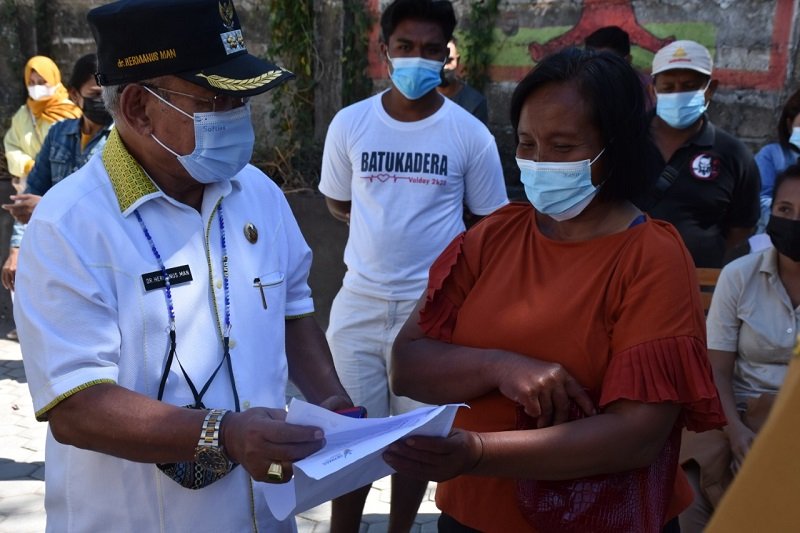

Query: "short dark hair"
<box><xmin>778</xmin><ymin>89</ymin><xmax>800</xmax><ymax>147</ymax></box>
<box><xmin>68</xmin><ymin>53</ymin><xmax>99</xmax><ymax>91</ymax></box>
<box><xmin>380</xmin><ymin>0</ymin><xmax>456</xmax><ymax>44</ymax></box>
<box><xmin>585</xmin><ymin>26</ymin><xmax>630</xmax><ymax>58</ymax></box>
<box><xmin>510</xmin><ymin>47</ymin><xmax>650</xmax><ymax>203</ymax></box>
<box><xmin>772</xmin><ymin>164</ymin><xmax>800</xmax><ymax>204</ymax></box>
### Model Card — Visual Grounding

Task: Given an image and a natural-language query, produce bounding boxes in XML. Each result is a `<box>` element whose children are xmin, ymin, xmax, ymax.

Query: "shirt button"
<box><xmin>788</xmin><ymin>328</ymin><xmax>793</xmax><ymax>334</ymax></box>
<box><xmin>243</xmin><ymin>400</ymin><xmax>251</xmax><ymax>409</ymax></box>
<box><xmin>215</xmin><ymin>279</ymin><xmax>223</xmax><ymax>289</ymax></box>
<box><xmin>229</xmin><ymin>339</ymin><xmax>237</xmax><ymax>349</ymax></box>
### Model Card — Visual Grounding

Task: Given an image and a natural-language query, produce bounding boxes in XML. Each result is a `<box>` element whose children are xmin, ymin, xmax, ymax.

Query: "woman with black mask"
<box><xmin>681</xmin><ymin>163</ymin><xmax>800</xmax><ymax>531</ymax></box>
<box><xmin>1</xmin><ymin>53</ymin><xmax>113</xmax><ymax>297</ymax></box>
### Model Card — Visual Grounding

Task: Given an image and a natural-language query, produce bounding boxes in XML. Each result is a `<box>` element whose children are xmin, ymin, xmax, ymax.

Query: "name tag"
<box><xmin>141</xmin><ymin>265</ymin><xmax>193</xmax><ymax>292</ymax></box>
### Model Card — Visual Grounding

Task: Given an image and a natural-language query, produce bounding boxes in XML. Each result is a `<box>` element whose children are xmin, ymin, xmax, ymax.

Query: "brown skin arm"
<box><xmin>45</xmin><ymin>319</ymin><xmax>347</xmax><ymax>483</ymax></box>
<box><xmin>324</xmin><ymin>197</ymin><xmax>351</xmax><ymax>224</ymax></box>
<box><xmin>47</xmin><ymin>383</ymin><xmax>326</xmax><ymax>483</ymax></box>
<box><xmin>47</xmin><ymin>383</ymin><xmax>209</xmax><ymax>463</ymax></box>
<box><xmin>285</xmin><ymin>316</ymin><xmax>353</xmax><ymax>411</ymax></box>
<box><xmin>391</xmin><ymin>299</ymin><xmax>595</xmax><ymax>427</ymax></box>
<box><xmin>384</xmin><ymin>399</ymin><xmax>680</xmax><ymax>482</ymax></box>
<box><xmin>709</xmin><ymin>348</ymin><xmax>753</xmax><ymax>471</ymax></box>
<box><xmin>388</xmin><ymin>298</ymin><xmax>681</xmax><ymax>480</ymax></box>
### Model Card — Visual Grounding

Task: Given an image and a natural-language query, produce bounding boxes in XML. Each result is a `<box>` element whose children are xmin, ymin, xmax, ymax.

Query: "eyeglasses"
<box><xmin>140</xmin><ymin>83</ymin><xmax>249</xmax><ymax>112</ymax></box>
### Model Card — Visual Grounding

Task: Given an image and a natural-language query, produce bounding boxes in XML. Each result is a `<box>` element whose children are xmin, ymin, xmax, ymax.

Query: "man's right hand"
<box><xmin>221</xmin><ymin>407</ymin><xmax>325</xmax><ymax>483</ymax></box>
<box><xmin>492</xmin><ymin>351</ymin><xmax>595</xmax><ymax>428</ymax></box>
<box><xmin>2</xmin><ymin>247</ymin><xmax>19</xmax><ymax>291</ymax></box>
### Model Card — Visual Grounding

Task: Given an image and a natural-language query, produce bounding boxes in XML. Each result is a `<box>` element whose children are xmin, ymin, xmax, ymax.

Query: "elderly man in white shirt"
<box><xmin>14</xmin><ymin>1</ymin><xmax>351</xmax><ymax>531</ymax></box>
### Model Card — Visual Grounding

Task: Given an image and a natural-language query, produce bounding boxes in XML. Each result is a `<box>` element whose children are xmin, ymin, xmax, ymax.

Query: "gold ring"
<box><xmin>267</xmin><ymin>462</ymin><xmax>283</xmax><ymax>481</ymax></box>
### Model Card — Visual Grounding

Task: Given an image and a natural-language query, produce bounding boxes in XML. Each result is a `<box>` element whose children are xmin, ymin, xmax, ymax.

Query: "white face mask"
<box><xmin>517</xmin><ymin>149</ymin><xmax>605</xmax><ymax>221</ymax></box>
<box><xmin>144</xmin><ymin>86</ymin><xmax>255</xmax><ymax>184</ymax></box>
<box><xmin>27</xmin><ymin>84</ymin><xmax>57</xmax><ymax>101</ymax></box>
<box><xmin>789</xmin><ymin>127</ymin><xmax>800</xmax><ymax>150</ymax></box>
<box><xmin>387</xmin><ymin>54</ymin><xmax>446</xmax><ymax>100</ymax></box>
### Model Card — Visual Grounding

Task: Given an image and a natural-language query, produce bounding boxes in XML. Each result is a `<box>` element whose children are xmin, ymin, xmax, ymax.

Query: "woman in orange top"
<box><xmin>3</xmin><ymin>55</ymin><xmax>81</xmax><ymax>191</ymax></box>
<box><xmin>386</xmin><ymin>48</ymin><xmax>725</xmax><ymax>533</ymax></box>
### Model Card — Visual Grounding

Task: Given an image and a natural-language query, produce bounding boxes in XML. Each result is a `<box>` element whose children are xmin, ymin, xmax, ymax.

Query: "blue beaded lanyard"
<box><xmin>135</xmin><ymin>201</ymin><xmax>240</xmax><ymax>411</ymax></box>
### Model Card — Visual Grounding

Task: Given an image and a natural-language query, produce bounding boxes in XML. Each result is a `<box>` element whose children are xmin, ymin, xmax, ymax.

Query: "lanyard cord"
<box><xmin>135</xmin><ymin>201</ymin><xmax>240</xmax><ymax>411</ymax></box>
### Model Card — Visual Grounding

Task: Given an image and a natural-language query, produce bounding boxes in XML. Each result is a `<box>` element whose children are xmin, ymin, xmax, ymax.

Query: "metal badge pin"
<box><xmin>244</xmin><ymin>223</ymin><xmax>258</xmax><ymax>244</ymax></box>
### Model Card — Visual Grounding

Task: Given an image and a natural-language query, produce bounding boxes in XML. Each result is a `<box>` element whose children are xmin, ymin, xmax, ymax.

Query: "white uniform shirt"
<box><xmin>706</xmin><ymin>246</ymin><xmax>795</xmax><ymax>407</ymax></box>
<box><xmin>15</xmin><ymin>130</ymin><xmax>312</xmax><ymax>532</ymax></box>
<box><xmin>320</xmin><ymin>92</ymin><xmax>508</xmax><ymax>300</ymax></box>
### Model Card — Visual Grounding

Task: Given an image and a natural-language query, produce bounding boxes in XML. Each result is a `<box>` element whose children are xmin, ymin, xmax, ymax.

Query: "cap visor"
<box><xmin>177</xmin><ymin>53</ymin><xmax>295</xmax><ymax>97</ymax></box>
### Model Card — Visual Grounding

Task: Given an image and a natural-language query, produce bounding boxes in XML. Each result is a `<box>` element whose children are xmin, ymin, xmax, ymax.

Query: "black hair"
<box><xmin>380</xmin><ymin>0</ymin><xmax>456</xmax><ymax>43</ymax></box>
<box><xmin>68</xmin><ymin>53</ymin><xmax>99</xmax><ymax>91</ymax></box>
<box><xmin>772</xmin><ymin>164</ymin><xmax>800</xmax><ymax>204</ymax></box>
<box><xmin>510</xmin><ymin>47</ymin><xmax>650</xmax><ymax>203</ymax></box>
<box><xmin>777</xmin><ymin>89</ymin><xmax>800</xmax><ymax>148</ymax></box>
<box><xmin>585</xmin><ymin>26</ymin><xmax>631</xmax><ymax>58</ymax></box>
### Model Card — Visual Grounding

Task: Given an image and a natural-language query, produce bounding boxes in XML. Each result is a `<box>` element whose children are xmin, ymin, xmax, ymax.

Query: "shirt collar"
<box><xmin>689</xmin><ymin>117</ymin><xmax>715</xmax><ymax>147</ymax></box>
<box><xmin>101</xmin><ymin>129</ymin><xmax>241</xmax><ymax>215</ymax></box>
<box><xmin>758</xmin><ymin>246</ymin><xmax>780</xmax><ymax>277</ymax></box>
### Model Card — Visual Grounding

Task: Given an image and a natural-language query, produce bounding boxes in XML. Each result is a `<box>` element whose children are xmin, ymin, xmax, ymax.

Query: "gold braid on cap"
<box><xmin>196</xmin><ymin>70</ymin><xmax>286</xmax><ymax>91</ymax></box>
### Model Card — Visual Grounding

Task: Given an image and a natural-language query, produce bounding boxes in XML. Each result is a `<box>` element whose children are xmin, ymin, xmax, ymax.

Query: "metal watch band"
<box><xmin>198</xmin><ymin>408</ymin><xmax>228</xmax><ymax>447</ymax></box>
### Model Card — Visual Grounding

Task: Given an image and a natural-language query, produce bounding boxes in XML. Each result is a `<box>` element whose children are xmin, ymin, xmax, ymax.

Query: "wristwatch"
<box><xmin>194</xmin><ymin>408</ymin><xmax>232</xmax><ymax>475</ymax></box>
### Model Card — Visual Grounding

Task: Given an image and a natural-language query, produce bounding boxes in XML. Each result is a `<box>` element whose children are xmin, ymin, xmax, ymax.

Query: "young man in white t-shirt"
<box><xmin>319</xmin><ymin>0</ymin><xmax>508</xmax><ymax>530</ymax></box>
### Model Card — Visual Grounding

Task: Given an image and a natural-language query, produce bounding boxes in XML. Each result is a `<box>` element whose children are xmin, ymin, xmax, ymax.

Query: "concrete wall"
<box><xmin>2</xmin><ymin>0</ymin><xmax>798</xmax><ymax>162</ymax></box>
<box><xmin>365</xmin><ymin>0</ymin><xmax>800</xmax><ymax>192</ymax></box>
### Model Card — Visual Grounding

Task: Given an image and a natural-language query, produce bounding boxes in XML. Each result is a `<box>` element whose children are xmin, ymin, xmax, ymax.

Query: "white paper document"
<box><xmin>259</xmin><ymin>399</ymin><xmax>463</xmax><ymax>521</ymax></box>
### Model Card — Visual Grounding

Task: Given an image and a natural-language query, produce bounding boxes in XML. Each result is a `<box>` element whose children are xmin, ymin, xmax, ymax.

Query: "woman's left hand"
<box><xmin>382</xmin><ymin>429</ymin><xmax>483</xmax><ymax>482</ymax></box>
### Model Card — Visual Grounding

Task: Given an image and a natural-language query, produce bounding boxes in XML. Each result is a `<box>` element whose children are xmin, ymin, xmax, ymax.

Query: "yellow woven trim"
<box><xmin>286</xmin><ymin>312</ymin><xmax>314</xmax><ymax>320</ymax></box>
<box><xmin>196</xmin><ymin>70</ymin><xmax>287</xmax><ymax>91</ymax></box>
<box><xmin>35</xmin><ymin>379</ymin><xmax>116</xmax><ymax>421</ymax></box>
<box><xmin>101</xmin><ymin>129</ymin><xmax>158</xmax><ymax>212</ymax></box>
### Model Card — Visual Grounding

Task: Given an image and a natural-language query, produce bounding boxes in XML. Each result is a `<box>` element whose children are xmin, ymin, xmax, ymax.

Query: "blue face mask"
<box><xmin>655</xmin><ymin>82</ymin><xmax>710</xmax><ymax>129</ymax></box>
<box><xmin>387</xmin><ymin>54</ymin><xmax>445</xmax><ymax>100</ymax></box>
<box><xmin>789</xmin><ymin>127</ymin><xmax>800</xmax><ymax>150</ymax></box>
<box><xmin>517</xmin><ymin>149</ymin><xmax>605</xmax><ymax>221</ymax></box>
<box><xmin>145</xmin><ymin>86</ymin><xmax>254</xmax><ymax>184</ymax></box>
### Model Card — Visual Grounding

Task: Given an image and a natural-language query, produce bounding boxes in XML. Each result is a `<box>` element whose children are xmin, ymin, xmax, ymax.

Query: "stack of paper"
<box><xmin>260</xmin><ymin>399</ymin><xmax>463</xmax><ymax>520</ymax></box>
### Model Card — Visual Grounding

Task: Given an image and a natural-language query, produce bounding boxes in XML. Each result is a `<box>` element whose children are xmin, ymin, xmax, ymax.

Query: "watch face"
<box><xmin>195</xmin><ymin>446</ymin><xmax>230</xmax><ymax>475</ymax></box>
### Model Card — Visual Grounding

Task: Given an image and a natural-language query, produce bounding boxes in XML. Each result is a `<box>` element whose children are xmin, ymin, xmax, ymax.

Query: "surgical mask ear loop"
<box><xmin>142</xmin><ymin>85</ymin><xmax>193</xmax><ymax>120</ymax></box>
<box><xmin>143</xmin><ymin>85</ymin><xmax>193</xmax><ymax>158</ymax></box>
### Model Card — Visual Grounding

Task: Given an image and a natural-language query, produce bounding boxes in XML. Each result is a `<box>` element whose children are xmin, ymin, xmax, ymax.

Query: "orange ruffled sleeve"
<box><xmin>601</xmin><ymin>337</ymin><xmax>726</xmax><ymax>432</ymax></box>
<box><xmin>419</xmin><ymin>232</ymin><xmax>470</xmax><ymax>343</ymax></box>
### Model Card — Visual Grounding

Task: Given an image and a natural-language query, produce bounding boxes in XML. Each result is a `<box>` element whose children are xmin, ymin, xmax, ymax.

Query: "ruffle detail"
<box><xmin>418</xmin><ymin>233</ymin><xmax>466</xmax><ymax>342</ymax></box>
<box><xmin>601</xmin><ymin>336</ymin><xmax>726</xmax><ymax>432</ymax></box>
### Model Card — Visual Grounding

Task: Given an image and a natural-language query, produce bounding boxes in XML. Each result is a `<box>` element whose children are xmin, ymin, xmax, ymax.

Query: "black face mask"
<box><xmin>81</xmin><ymin>96</ymin><xmax>113</xmax><ymax>126</ymax></box>
<box><xmin>767</xmin><ymin>214</ymin><xmax>800</xmax><ymax>261</ymax></box>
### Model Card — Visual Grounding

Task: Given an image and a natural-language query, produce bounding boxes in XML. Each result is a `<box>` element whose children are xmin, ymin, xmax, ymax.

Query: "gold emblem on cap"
<box><xmin>672</xmin><ymin>47</ymin><xmax>688</xmax><ymax>59</ymax></box>
<box><xmin>219</xmin><ymin>0</ymin><xmax>236</xmax><ymax>30</ymax></box>
<box><xmin>244</xmin><ymin>223</ymin><xmax>258</xmax><ymax>243</ymax></box>
<box><xmin>197</xmin><ymin>70</ymin><xmax>286</xmax><ymax>91</ymax></box>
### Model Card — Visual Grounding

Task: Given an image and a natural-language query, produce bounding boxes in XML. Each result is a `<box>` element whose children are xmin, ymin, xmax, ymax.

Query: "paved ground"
<box><xmin>0</xmin><ymin>338</ymin><xmax>439</xmax><ymax>533</ymax></box>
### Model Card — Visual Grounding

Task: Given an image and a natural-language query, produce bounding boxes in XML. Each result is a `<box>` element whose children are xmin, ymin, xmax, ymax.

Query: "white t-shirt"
<box><xmin>319</xmin><ymin>92</ymin><xmax>508</xmax><ymax>300</ymax></box>
<box><xmin>16</xmin><ymin>131</ymin><xmax>311</xmax><ymax>532</ymax></box>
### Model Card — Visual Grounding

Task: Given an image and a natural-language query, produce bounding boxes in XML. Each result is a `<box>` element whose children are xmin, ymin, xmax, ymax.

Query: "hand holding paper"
<box><xmin>259</xmin><ymin>399</ymin><xmax>463</xmax><ymax>520</ymax></box>
<box><xmin>382</xmin><ymin>428</ymin><xmax>483</xmax><ymax>482</ymax></box>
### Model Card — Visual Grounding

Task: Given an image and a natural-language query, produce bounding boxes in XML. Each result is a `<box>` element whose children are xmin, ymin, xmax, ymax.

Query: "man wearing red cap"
<box><xmin>14</xmin><ymin>0</ymin><xmax>351</xmax><ymax>530</ymax></box>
